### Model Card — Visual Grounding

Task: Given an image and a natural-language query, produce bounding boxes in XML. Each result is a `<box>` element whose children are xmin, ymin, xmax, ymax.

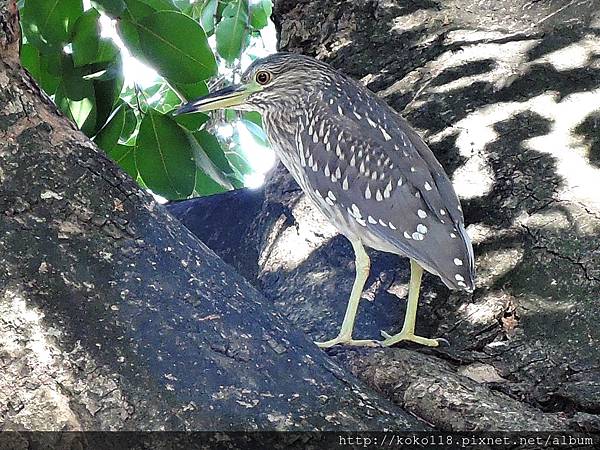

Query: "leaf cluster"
<box><xmin>19</xmin><ymin>0</ymin><xmax>273</xmax><ymax>199</ymax></box>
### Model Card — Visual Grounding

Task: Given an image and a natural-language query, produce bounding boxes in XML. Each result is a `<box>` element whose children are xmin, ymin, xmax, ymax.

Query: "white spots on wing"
<box><xmin>328</xmin><ymin>98</ymin><xmax>334</xmax><ymax>105</ymax></box>
<box><xmin>383</xmin><ymin>180</ymin><xmax>393</xmax><ymax>199</ymax></box>
<box><xmin>381</xmin><ymin>128</ymin><xmax>392</xmax><ymax>141</ymax></box>
<box><xmin>335</xmin><ymin>144</ymin><xmax>342</xmax><ymax>158</ymax></box>
<box><xmin>351</xmin><ymin>203</ymin><xmax>362</xmax><ymax>219</ymax></box>
<box><xmin>350</xmin><ymin>154</ymin><xmax>356</xmax><ymax>167</ymax></box>
<box><xmin>356</xmin><ymin>217</ymin><xmax>367</xmax><ymax>226</ymax></box>
<box><xmin>417</xmin><ymin>209</ymin><xmax>427</xmax><ymax>218</ymax></box>
<box><xmin>337</xmin><ymin>105</ymin><xmax>343</xmax><ymax>115</ymax></box>
<box><xmin>440</xmin><ymin>209</ymin><xmax>446</xmax><ymax>216</ymax></box>
<box><xmin>379</xmin><ymin>219</ymin><xmax>388</xmax><ymax>227</ymax></box>
<box><xmin>324</xmin><ymin>164</ymin><xmax>330</xmax><ymax>177</ymax></box>
<box><xmin>325</xmin><ymin>142</ymin><xmax>331</xmax><ymax>152</ymax></box>
<box><xmin>368</xmin><ymin>215</ymin><xmax>377</xmax><ymax>224</ymax></box>
<box><xmin>457</xmin><ymin>281</ymin><xmax>467</xmax><ymax>288</ymax></box>
<box><xmin>404</xmin><ymin>231</ymin><xmax>411</xmax><ymax>239</ymax></box>
<box><xmin>450</xmin><ymin>232</ymin><xmax>457</xmax><ymax>238</ymax></box>
<box><xmin>312</xmin><ymin>133</ymin><xmax>318</xmax><ymax>143</ymax></box>
<box><xmin>454</xmin><ymin>258</ymin><xmax>463</xmax><ymax>266</ymax></box>
<box><xmin>325</xmin><ymin>197</ymin><xmax>335</xmax><ymax>206</ymax></box>
<box><xmin>412</xmin><ymin>232</ymin><xmax>424</xmax><ymax>241</ymax></box>
<box><xmin>335</xmin><ymin>167</ymin><xmax>342</xmax><ymax>179</ymax></box>
<box><xmin>365</xmin><ymin>184</ymin><xmax>371</xmax><ymax>199</ymax></box>
<box><xmin>370</xmin><ymin>171</ymin><xmax>377</xmax><ymax>181</ymax></box>
<box><xmin>327</xmin><ymin>191</ymin><xmax>336</xmax><ymax>201</ymax></box>
<box><xmin>410</xmin><ymin>166</ymin><xmax>416</xmax><ymax>172</ymax></box>
<box><xmin>353</xmin><ymin>111</ymin><xmax>362</xmax><ymax>120</ymax></box>
<box><xmin>397</xmin><ymin>177</ymin><xmax>403</xmax><ymax>187</ymax></box>
<box><xmin>376</xmin><ymin>189</ymin><xmax>383</xmax><ymax>202</ymax></box>
<box><xmin>455</xmin><ymin>274</ymin><xmax>465</xmax><ymax>281</ymax></box>
<box><xmin>424</xmin><ymin>182</ymin><xmax>432</xmax><ymax>191</ymax></box>
<box><xmin>342</xmin><ymin>177</ymin><xmax>349</xmax><ymax>191</ymax></box>
<box><xmin>388</xmin><ymin>222</ymin><xmax>397</xmax><ymax>230</ymax></box>
<box><xmin>415</xmin><ymin>191</ymin><xmax>421</xmax><ymax>198</ymax></box>
<box><xmin>359</xmin><ymin>161</ymin><xmax>366</xmax><ymax>175</ymax></box>
<box><xmin>416</xmin><ymin>224</ymin><xmax>428</xmax><ymax>234</ymax></box>
<box><xmin>312</xmin><ymin>161</ymin><xmax>318</xmax><ymax>172</ymax></box>
<box><xmin>367</xmin><ymin>117</ymin><xmax>377</xmax><ymax>128</ymax></box>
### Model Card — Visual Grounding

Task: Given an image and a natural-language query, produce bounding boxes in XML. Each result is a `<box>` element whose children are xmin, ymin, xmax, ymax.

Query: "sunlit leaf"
<box><xmin>134</xmin><ymin>11</ymin><xmax>217</xmax><ymax>83</ymax></box>
<box><xmin>193</xmin><ymin>130</ymin><xmax>235</xmax><ymax>176</ymax></box>
<box><xmin>249</xmin><ymin>0</ymin><xmax>271</xmax><ymax>29</ymax></box>
<box><xmin>215</xmin><ymin>1</ymin><xmax>248</xmax><ymax>62</ymax></box>
<box><xmin>198</xmin><ymin>0</ymin><xmax>218</xmax><ymax>34</ymax></box>
<box><xmin>55</xmin><ymin>73</ymin><xmax>97</xmax><ymax>136</ymax></box>
<box><xmin>91</xmin><ymin>0</ymin><xmax>127</xmax><ymax>16</ymax></box>
<box><xmin>188</xmin><ymin>132</ymin><xmax>234</xmax><ymax>190</ymax></box>
<box><xmin>25</xmin><ymin>0</ymin><xmax>84</xmax><ymax>45</ymax></box>
<box><xmin>136</xmin><ymin>109</ymin><xmax>196</xmax><ymax>199</ymax></box>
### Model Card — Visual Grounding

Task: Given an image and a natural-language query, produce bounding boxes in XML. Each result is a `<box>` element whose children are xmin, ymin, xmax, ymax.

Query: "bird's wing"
<box><xmin>299</xmin><ymin>90</ymin><xmax>475</xmax><ymax>290</ymax></box>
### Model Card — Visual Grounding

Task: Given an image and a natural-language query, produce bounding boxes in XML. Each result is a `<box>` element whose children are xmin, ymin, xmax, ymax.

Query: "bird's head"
<box><xmin>175</xmin><ymin>53</ymin><xmax>339</xmax><ymax>115</ymax></box>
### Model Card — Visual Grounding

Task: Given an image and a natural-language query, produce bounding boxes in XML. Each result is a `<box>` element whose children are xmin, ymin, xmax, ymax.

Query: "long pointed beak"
<box><xmin>174</xmin><ymin>84</ymin><xmax>252</xmax><ymax>115</ymax></box>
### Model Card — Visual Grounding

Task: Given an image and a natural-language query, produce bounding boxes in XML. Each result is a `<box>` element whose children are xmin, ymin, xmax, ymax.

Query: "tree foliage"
<box><xmin>18</xmin><ymin>0</ymin><xmax>273</xmax><ymax>199</ymax></box>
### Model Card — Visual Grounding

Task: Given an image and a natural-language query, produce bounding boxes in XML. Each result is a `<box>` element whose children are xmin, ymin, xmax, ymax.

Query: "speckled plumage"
<box><xmin>241</xmin><ymin>53</ymin><xmax>475</xmax><ymax>291</ymax></box>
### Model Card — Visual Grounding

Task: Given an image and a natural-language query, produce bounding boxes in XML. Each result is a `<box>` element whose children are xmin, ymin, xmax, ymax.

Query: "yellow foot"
<box><xmin>315</xmin><ymin>336</ymin><xmax>382</xmax><ymax>348</ymax></box>
<box><xmin>380</xmin><ymin>330</ymin><xmax>449</xmax><ymax>347</ymax></box>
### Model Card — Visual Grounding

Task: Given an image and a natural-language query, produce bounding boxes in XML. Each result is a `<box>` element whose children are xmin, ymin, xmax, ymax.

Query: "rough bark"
<box><xmin>169</xmin><ymin>0</ymin><xmax>600</xmax><ymax>432</ymax></box>
<box><xmin>0</xmin><ymin>0</ymin><xmax>422</xmax><ymax>432</ymax></box>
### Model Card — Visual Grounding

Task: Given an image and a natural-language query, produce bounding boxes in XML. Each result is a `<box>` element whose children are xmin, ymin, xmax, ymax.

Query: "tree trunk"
<box><xmin>0</xmin><ymin>0</ymin><xmax>421</xmax><ymax>432</ymax></box>
<box><xmin>169</xmin><ymin>0</ymin><xmax>600</xmax><ymax>431</ymax></box>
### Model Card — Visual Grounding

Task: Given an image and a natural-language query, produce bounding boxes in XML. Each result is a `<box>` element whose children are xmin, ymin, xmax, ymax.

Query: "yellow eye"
<box><xmin>255</xmin><ymin>70</ymin><xmax>272</xmax><ymax>85</ymax></box>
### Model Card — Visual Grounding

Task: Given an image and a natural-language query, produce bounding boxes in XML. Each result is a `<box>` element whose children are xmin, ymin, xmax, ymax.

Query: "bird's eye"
<box><xmin>255</xmin><ymin>70</ymin><xmax>272</xmax><ymax>85</ymax></box>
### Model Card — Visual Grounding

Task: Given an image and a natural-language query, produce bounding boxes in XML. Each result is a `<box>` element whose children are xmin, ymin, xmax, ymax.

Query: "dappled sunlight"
<box><xmin>259</xmin><ymin>196</ymin><xmax>338</xmax><ymax>274</ymax></box>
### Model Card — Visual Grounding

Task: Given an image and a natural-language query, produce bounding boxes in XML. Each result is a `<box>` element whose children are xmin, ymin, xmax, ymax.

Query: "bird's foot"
<box><xmin>315</xmin><ymin>335</ymin><xmax>382</xmax><ymax>348</ymax></box>
<box><xmin>380</xmin><ymin>330</ymin><xmax>449</xmax><ymax>347</ymax></box>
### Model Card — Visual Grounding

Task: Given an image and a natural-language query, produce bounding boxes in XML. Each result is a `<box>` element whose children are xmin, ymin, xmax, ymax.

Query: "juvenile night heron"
<box><xmin>176</xmin><ymin>53</ymin><xmax>475</xmax><ymax>348</ymax></box>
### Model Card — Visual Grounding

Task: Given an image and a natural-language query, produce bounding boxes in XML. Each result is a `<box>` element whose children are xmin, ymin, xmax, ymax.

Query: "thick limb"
<box><xmin>381</xmin><ymin>259</ymin><xmax>445</xmax><ymax>347</ymax></box>
<box><xmin>315</xmin><ymin>239</ymin><xmax>379</xmax><ymax>348</ymax></box>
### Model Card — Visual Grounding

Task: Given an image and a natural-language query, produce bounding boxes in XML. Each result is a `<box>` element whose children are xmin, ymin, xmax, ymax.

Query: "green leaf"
<box><xmin>20</xmin><ymin>43</ymin><xmax>42</xmax><ymax>80</ymax></box>
<box><xmin>194</xmin><ymin>170</ymin><xmax>226</xmax><ymax>196</ymax></box>
<box><xmin>121</xmin><ymin>104</ymin><xmax>139</xmax><ymax>140</ymax></box>
<box><xmin>108</xmin><ymin>144</ymin><xmax>138</xmax><ymax>178</ymax></box>
<box><xmin>91</xmin><ymin>0</ymin><xmax>127</xmax><ymax>16</ymax></box>
<box><xmin>71</xmin><ymin>9</ymin><xmax>101</xmax><ymax>67</ymax></box>
<box><xmin>188</xmin><ymin>132</ymin><xmax>234</xmax><ymax>190</ymax></box>
<box><xmin>55</xmin><ymin>73</ymin><xmax>97</xmax><ymax>136</ymax></box>
<box><xmin>134</xmin><ymin>11</ymin><xmax>217</xmax><ymax>83</ymax></box>
<box><xmin>26</xmin><ymin>0</ymin><xmax>84</xmax><ymax>45</ymax></box>
<box><xmin>199</xmin><ymin>0</ymin><xmax>218</xmax><ymax>34</ymax></box>
<box><xmin>171</xmin><ymin>80</ymin><xmax>208</xmax><ymax>100</ymax></box>
<box><xmin>135</xmin><ymin>109</ymin><xmax>196</xmax><ymax>199</ymax></box>
<box><xmin>94</xmin><ymin>104</ymin><xmax>126</xmax><ymax>152</ymax></box>
<box><xmin>174</xmin><ymin>112</ymin><xmax>209</xmax><ymax>131</ymax></box>
<box><xmin>37</xmin><ymin>52</ymin><xmax>62</xmax><ymax>93</ymax></box>
<box><xmin>194</xmin><ymin>130</ymin><xmax>234</xmax><ymax>175</ymax></box>
<box><xmin>249</xmin><ymin>0</ymin><xmax>271</xmax><ymax>29</ymax></box>
<box><xmin>215</xmin><ymin>1</ymin><xmax>248</xmax><ymax>62</ymax></box>
<box><xmin>123</xmin><ymin>0</ymin><xmax>159</xmax><ymax>18</ymax></box>
<box><xmin>242</xmin><ymin>111</ymin><xmax>262</xmax><ymax>127</ymax></box>
<box><xmin>93</xmin><ymin>58</ymin><xmax>125</xmax><ymax>132</ymax></box>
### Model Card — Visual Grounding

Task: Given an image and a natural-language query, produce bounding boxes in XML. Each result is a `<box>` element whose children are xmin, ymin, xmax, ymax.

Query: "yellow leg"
<box><xmin>315</xmin><ymin>239</ymin><xmax>380</xmax><ymax>348</ymax></box>
<box><xmin>381</xmin><ymin>259</ymin><xmax>446</xmax><ymax>347</ymax></box>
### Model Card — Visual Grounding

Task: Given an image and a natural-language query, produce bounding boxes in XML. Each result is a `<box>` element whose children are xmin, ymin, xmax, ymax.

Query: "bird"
<box><xmin>176</xmin><ymin>52</ymin><xmax>475</xmax><ymax>348</ymax></box>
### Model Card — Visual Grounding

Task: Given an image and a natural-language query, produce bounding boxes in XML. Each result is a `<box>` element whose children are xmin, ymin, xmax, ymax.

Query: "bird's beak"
<box><xmin>174</xmin><ymin>83</ymin><xmax>259</xmax><ymax>115</ymax></box>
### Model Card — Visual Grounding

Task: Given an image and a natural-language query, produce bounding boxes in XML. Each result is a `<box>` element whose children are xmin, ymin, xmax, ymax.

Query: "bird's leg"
<box><xmin>315</xmin><ymin>240</ymin><xmax>380</xmax><ymax>348</ymax></box>
<box><xmin>381</xmin><ymin>259</ymin><xmax>445</xmax><ymax>347</ymax></box>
